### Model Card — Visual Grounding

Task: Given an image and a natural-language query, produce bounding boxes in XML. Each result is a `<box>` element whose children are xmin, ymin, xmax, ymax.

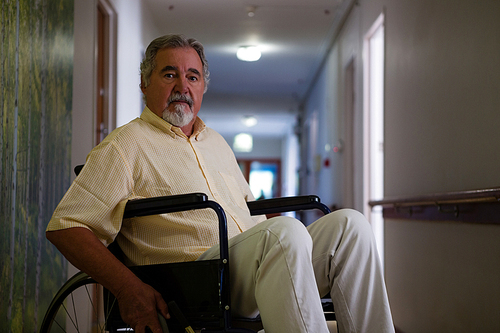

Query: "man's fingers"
<box><xmin>133</xmin><ymin>324</ymin><xmax>146</xmax><ymax>333</ymax></box>
<box><xmin>117</xmin><ymin>282</ymin><xmax>169</xmax><ymax>332</ymax></box>
<box><xmin>155</xmin><ymin>291</ymin><xmax>170</xmax><ymax>319</ymax></box>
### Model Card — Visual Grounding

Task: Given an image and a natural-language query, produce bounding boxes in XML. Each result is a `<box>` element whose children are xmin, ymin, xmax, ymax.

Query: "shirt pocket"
<box><xmin>219</xmin><ymin>172</ymin><xmax>250</xmax><ymax>211</ymax></box>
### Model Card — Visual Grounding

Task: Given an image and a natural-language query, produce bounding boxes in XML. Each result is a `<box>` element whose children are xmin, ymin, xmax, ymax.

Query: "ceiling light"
<box><xmin>233</xmin><ymin>133</ymin><xmax>253</xmax><ymax>152</ymax></box>
<box><xmin>237</xmin><ymin>46</ymin><xmax>261</xmax><ymax>62</ymax></box>
<box><xmin>246</xmin><ymin>5</ymin><xmax>257</xmax><ymax>17</ymax></box>
<box><xmin>242</xmin><ymin>116</ymin><xmax>257</xmax><ymax>127</ymax></box>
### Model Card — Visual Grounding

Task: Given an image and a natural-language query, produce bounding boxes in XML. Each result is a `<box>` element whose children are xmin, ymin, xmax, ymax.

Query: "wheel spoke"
<box><xmin>40</xmin><ymin>274</ymin><xmax>118</xmax><ymax>333</ymax></box>
<box><xmin>69</xmin><ymin>290</ymin><xmax>80</xmax><ymax>330</ymax></box>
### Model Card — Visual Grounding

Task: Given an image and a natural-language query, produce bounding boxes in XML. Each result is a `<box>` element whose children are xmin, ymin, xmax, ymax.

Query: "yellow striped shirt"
<box><xmin>47</xmin><ymin>107</ymin><xmax>264</xmax><ymax>265</ymax></box>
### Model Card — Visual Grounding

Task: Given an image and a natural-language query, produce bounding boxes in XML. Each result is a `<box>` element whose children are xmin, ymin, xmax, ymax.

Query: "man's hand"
<box><xmin>115</xmin><ymin>279</ymin><xmax>170</xmax><ymax>333</ymax></box>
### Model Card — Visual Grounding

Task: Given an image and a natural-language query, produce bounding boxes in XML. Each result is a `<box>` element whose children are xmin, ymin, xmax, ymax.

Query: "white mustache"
<box><xmin>167</xmin><ymin>93</ymin><xmax>193</xmax><ymax>108</ymax></box>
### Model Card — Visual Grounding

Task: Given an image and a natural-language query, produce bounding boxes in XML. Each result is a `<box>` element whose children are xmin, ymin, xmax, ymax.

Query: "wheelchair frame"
<box><xmin>40</xmin><ymin>182</ymin><xmax>331</xmax><ymax>333</ymax></box>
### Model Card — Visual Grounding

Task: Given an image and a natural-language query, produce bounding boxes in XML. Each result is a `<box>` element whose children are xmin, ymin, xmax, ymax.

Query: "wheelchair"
<box><xmin>40</xmin><ymin>167</ymin><xmax>335</xmax><ymax>333</ymax></box>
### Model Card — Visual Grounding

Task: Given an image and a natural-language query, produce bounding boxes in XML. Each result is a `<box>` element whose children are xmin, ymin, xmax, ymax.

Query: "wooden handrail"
<box><xmin>369</xmin><ymin>187</ymin><xmax>500</xmax><ymax>224</ymax></box>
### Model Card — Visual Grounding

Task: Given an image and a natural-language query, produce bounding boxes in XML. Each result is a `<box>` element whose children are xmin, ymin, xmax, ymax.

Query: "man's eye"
<box><xmin>188</xmin><ymin>76</ymin><xmax>198</xmax><ymax>82</ymax></box>
<box><xmin>164</xmin><ymin>73</ymin><xmax>175</xmax><ymax>78</ymax></box>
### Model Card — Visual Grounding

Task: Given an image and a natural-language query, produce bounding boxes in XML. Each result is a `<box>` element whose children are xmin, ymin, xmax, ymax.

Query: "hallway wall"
<box><xmin>303</xmin><ymin>0</ymin><xmax>500</xmax><ymax>331</ymax></box>
<box><xmin>374</xmin><ymin>1</ymin><xmax>500</xmax><ymax>332</ymax></box>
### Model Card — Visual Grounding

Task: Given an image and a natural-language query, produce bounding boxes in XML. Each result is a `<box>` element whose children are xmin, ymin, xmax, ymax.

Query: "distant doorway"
<box><xmin>238</xmin><ymin>159</ymin><xmax>281</xmax><ymax>200</ymax></box>
<box><xmin>363</xmin><ymin>13</ymin><xmax>385</xmax><ymax>264</ymax></box>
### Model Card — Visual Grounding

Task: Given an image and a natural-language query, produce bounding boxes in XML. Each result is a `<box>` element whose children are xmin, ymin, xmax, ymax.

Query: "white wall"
<box><xmin>68</xmin><ymin>1</ymin><xmax>100</xmax><ymax>327</ymax></box>
<box><xmin>107</xmin><ymin>0</ymin><xmax>145</xmax><ymax>126</ymax></box>
<box><xmin>381</xmin><ymin>0</ymin><xmax>500</xmax><ymax>195</ymax></box>
<box><xmin>303</xmin><ymin>0</ymin><xmax>500</xmax><ymax>331</ymax></box>
<box><xmin>72</xmin><ymin>0</ymin><xmax>97</xmax><ymax>169</ymax></box>
<box><xmin>301</xmin><ymin>4</ymin><xmax>363</xmax><ymax>212</ymax></box>
<box><xmin>72</xmin><ymin>0</ymin><xmax>150</xmax><ymax>165</ymax></box>
<box><xmin>373</xmin><ymin>1</ymin><xmax>500</xmax><ymax>332</ymax></box>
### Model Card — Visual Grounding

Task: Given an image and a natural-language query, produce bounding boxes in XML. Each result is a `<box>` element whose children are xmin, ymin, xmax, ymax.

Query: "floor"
<box><xmin>255</xmin><ymin>321</ymin><xmax>338</xmax><ymax>333</ymax></box>
<box><xmin>327</xmin><ymin>320</ymin><xmax>338</xmax><ymax>332</ymax></box>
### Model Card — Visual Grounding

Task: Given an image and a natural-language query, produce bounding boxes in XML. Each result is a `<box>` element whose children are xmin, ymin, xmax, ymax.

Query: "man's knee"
<box><xmin>263</xmin><ymin>216</ymin><xmax>313</xmax><ymax>251</ymax></box>
<box><xmin>310</xmin><ymin>208</ymin><xmax>375</xmax><ymax>244</ymax></box>
<box><xmin>333</xmin><ymin>208</ymin><xmax>371</xmax><ymax>233</ymax></box>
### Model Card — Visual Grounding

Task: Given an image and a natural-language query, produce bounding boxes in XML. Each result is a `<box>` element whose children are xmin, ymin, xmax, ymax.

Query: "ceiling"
<box><xmin>142</xmin><ymin>0</ymin><xmax>348</xmax><ymax>137</ymax></box>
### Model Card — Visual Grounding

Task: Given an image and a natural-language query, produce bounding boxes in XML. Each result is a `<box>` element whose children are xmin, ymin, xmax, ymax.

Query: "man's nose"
<box><xmin>174</xmin><ymin>76</ymin><xmax>189</xmax><ymax>94</ymax></box>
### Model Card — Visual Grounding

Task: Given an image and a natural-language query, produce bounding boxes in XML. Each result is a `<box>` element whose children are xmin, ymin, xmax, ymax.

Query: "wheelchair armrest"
<box><xmin>122</xmin><ymin>193</ymin><xmax>229</xmax><ymax>261</ymax></box>
<box><xmin>123</xmin><ymin>193</ymin><xmax>208</xmax><ymax>218</ymax></box>
<box><xmin>247</xmin><ymin>195</ymin><xmax>331</xmax><ymax>216</ymax></box>
<box><xmin>122</xmin><ymin>193</ymin><xmax>230</xmax><ymax>263</ymax></box>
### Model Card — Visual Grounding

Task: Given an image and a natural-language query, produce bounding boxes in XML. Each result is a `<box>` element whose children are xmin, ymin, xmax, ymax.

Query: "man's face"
<box><xmin>141</xmin><ymin>47</ymin><xmax>205</xmax><ymax>135</ymax></box>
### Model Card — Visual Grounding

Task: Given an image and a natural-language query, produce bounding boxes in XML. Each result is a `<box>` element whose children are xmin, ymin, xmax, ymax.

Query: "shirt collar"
<box><xmin>140</xmin><ymin>107</ymin><xmax>206</xmax><ymax>140</ymax></box>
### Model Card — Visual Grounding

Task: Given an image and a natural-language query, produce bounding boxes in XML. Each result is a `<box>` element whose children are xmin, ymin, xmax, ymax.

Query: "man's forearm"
<box><xmin>46</xmin><ymin>227</ymin><xmax>142</xmax><ymax>297</ymax></box>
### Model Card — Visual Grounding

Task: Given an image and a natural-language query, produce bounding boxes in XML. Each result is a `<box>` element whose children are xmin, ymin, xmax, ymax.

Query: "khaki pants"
<box><xmin>198</xmin><ymin>209</ymin><xmax>394</xmax><ymax>333</ymax></box>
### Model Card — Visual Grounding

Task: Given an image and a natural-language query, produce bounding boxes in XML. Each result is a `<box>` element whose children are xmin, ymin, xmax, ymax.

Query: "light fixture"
<box><xmin>233</xmin><ymin>133</ymin><xmax>253</xmax><ymax>152</ymax></box>
<box><xmin>242</xmin><ymin>115</ymin><xmax>257</xmax><ymax>127</ymax></box>
<box><xmin>237</xmin><ymin>46</ymin><xmax>261</xmax><ymax>62</ymax></box>
<box><xmin>246</xmin><ymin>5</ymin><xmax>257</xmax><ymax>17</ymax></box>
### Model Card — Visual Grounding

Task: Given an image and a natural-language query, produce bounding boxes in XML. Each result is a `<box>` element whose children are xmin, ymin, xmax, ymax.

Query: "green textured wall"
<box><xmin>0</xmin><ymin>0</ymin><xmax>73</xmax><ymax>331</ymax></box>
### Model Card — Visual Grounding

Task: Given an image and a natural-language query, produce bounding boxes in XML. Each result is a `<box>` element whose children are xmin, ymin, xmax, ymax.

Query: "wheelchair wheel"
<box><xmin>39</xmin><ymin>271</ymin><xmax>123</xmax><ymax>333</ymax></box>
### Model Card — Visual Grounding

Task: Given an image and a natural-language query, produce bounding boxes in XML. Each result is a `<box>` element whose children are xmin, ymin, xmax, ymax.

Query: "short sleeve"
<box><xmin>46</xmin><ymin>141</ymin><xmax>134</xmax><ymax>246</ymax></box>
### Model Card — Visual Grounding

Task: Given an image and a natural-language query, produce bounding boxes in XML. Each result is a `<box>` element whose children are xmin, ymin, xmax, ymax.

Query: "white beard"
<box><xmin>162</xmin><ymin>103</ymin><xmax>194</xmax><ymax>128</ymax></box>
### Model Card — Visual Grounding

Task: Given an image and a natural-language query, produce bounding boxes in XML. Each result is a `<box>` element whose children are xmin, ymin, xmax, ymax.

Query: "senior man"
<box><xmin>47</xmin><ymin>34</ymin><xmax>394</xmax><ymax>333</ymax></box>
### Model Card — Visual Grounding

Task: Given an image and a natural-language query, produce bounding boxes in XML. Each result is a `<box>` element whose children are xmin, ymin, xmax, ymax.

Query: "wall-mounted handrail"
<box><xmin>369</xmin><ymin>187</ymin><xmax>500</xmax><ymax>207</ymax></box>
<box><xmin>369</xmin><ymin>187</ymin><xmax>500</xmax><ymax>224</ymax></box>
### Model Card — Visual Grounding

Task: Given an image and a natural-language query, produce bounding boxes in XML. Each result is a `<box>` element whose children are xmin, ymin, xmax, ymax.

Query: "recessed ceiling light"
<box><xmin>242</xmin><ymin>116</ymin><xmax>257</xmax><ymax>127</ymax></box>
<box><xmin>237</xmin><ymin>46</ymin><xmax>261</xmax><ymax>62</ymax></box>
<box><xmin>233</xmin><ymin>133</ymin><xmax>253</xmax><ymax>152</ymax></box>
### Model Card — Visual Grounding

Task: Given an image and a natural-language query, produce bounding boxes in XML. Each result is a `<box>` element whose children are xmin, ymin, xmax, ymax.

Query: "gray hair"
<box><xmin>140</xmin><ymin>34</ymin><xmax>210</xmax><ymax>92</ymax></box>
